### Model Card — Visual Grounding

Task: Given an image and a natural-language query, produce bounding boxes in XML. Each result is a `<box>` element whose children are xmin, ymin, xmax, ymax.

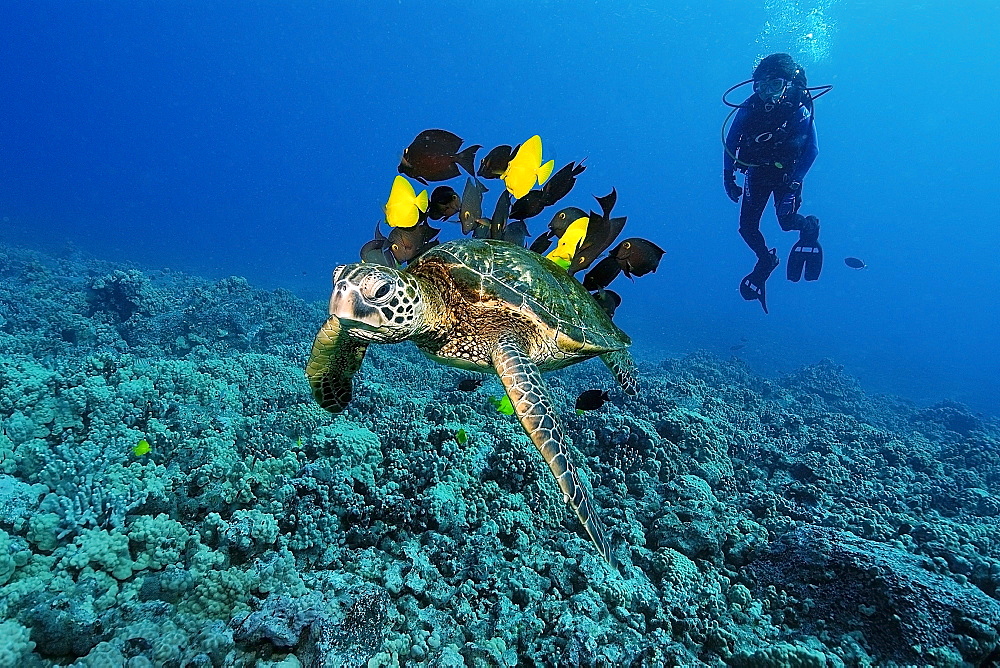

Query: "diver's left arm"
<box><xmin>790</xmin><ymin>111</ymin><xmax>818</xmax><ymax>184</ymax></box>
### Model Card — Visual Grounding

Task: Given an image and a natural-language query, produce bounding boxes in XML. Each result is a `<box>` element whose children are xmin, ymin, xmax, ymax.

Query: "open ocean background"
<box><xmin>1</xmin><ymin>0</ymin><xmax>997</xmax><ymax>416</ymax></box>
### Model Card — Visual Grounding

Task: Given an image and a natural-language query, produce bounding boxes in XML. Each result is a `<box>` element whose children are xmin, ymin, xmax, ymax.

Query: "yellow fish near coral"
<box><xmin>384</xmin><ymin>175</ymin><xmax>429</xmax><ymax>228</ymax></box>
<box><xmin>546</xmin><ymin>214</ymin><xmax>590</xmax><ymax>268</ymax></box>
<box><xmin>501</xmin><ymin>135</ymin><xmax>555</xmax><ymax>199</ymax></box>
<box><xmin>133</xmin><ymin>439</ymin><xmax>151</xmax><ymax>456</ymax></box>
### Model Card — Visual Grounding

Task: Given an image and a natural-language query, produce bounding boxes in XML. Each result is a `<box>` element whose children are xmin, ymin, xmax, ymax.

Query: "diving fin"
<box><xmin>787</xmin><ymin>216</ymin><xmax>823</xmax><ymax>282</ymax></box>
<box><xmin>740</xmin><ymin>248</ymin><xmax>779</xmax><ymax>314</ymax></box>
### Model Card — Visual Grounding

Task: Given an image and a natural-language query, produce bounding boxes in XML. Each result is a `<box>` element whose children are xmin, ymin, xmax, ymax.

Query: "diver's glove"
<box><xmin>724</xmin><ymin>173</ymin><xmax>743</xmax><ymax>203</ymax></box>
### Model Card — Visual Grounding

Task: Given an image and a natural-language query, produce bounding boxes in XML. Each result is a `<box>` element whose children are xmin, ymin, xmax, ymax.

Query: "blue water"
<box><xmin>1</xmin><ymin>1</ymin><xmax>997</xmax><ymax>414</ymax></box>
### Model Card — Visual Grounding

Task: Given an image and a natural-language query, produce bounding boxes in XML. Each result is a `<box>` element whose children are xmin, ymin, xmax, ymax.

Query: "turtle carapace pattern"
<box><xmin>306</xmin><ymin>238</ymin><xmax>639</xmax><ymax>565</ymax></box>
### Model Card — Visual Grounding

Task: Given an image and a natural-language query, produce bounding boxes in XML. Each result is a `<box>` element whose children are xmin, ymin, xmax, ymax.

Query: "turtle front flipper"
<box><xmin>492</xmin><ymin>338</ymin><xmax>616</xmax><ymax>566</ymax></box>
<box><xmin>601</xmin><ymin>350</ymin><xmax>639</xmax><ymax>396</ymax></box>
<box><xmin>306</xmin><ymin>316</ymin><xmax>368</xmax><ymax>413</ymax></box>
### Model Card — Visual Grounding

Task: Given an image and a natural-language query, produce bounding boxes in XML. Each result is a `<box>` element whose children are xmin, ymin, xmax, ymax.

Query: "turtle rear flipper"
<box><xmin>306</xmin><ymin>316</ymin><xmax>368</xmax><ymax>413</ymax></box>
<box><xmin>601</xmin><ymin>350</ymin><xmax>639</xmax><ymax>396</ymax></box>
<box><xmin>493</xmin><ymin>338</ymin><xmax>617</xmax><ymax>567</ymax></box>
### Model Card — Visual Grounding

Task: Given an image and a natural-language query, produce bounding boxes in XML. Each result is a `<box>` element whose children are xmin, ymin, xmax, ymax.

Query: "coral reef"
<box><xmin>1</xmin><ymin>241</ymin><xmax>999</xmax><ymax>666</ymax></box>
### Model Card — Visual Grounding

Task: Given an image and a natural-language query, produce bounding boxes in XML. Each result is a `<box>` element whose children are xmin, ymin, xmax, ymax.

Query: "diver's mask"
<box><xmin>753</xmin><ymin>77</ymin><xmax>788</xmax><ymax>104</ymax></box>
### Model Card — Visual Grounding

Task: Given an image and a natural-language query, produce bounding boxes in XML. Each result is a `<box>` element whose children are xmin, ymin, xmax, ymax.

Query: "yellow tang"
<box><xmin>546</xmin><ymin>215</ymin><xmax>590</xmax><ymax>266</ymax></box>
<box><xmin>501</xmin><ymin>135</ymin><xmax>555</xmax><ymax>199</ymax></box>
<box><xmin>489</xmin><ymin>395</ymin><xmax>515</xmax><ymax>415</ymax></box>
<box><xmin>384</xmin><ymin>175</ymin><xmax>429</xmax><ymax>228</ymax></box>
<box><xmin>133</xmin><ymin>439</ymin><xmax>151</xmax><ymax>456</ymax></box>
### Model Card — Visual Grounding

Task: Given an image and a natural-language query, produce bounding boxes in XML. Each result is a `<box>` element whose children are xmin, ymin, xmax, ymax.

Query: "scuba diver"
<box><xmin>722</xmin><ymin>53</ymin><xmax>830</xmax><ymax>313</ymax></box>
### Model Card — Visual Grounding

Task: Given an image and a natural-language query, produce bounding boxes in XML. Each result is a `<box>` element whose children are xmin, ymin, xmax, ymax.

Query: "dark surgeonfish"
<box><xmin>501</xmin><ymin>220</ymin><xmax>530</xmax><ymax>247</ymax></box>
<box><xmin>582</xmin><ymin>255</ymin><xmax>622</xmax><ymax>290</ymax></box>
<box><xmin>478</xmin><ymin>144</ymin><xmax>516</xmax><ymax>179</ymax></box>
<box><xmin>428</xmin><ymin>185</ymin><xmax>461</xmax><ymax>220</ymax></box>
<box><xmin>541</xmin><ymin>161</ymin><xmax>586</xmax><ymax>206</ymax></box>
<box><xmin>387</xmin><ymin>221</ymin><xmax>440</xmax><ymax>263</ymax></box>
<box><xmin>547</xmin><ymin>207</ymin><xmax>588</xmax><ymax>238</ymax></box>
<box><xmin>399</xmin><ymin>129</ymin><xmax>481</xmax><ymax>184</ymax></box>
<box><xmin>456</xmin><ymin>378</ymin><xmax>485</xmax><ymax>392</ymax></box>
<box><xmin>529</xmin><ymin>231</ymin><xmax>555</xmax><ymax>255</ymax></box>
<box><xmin>575</xmin><ymin>389</ymin><xmax>610</xmax><ymax>411</ymax></box>
<box><xmin>459</xmin><ymin>178</ymin><xmax>488</xmax><ymax>235</ymax></box>
<box><xmin>591</xmin><ymin>289</ymin><xmax>621</xmax><ymax>319</ymax></box>
<box><xmin>612</xmin><ymin>238</ymin><xmax>665</xmax><ymax>277</ymax></box>
<box><xmin>569</xmin><ymin>189</ymin><xmax>626</xmax><ymax>274</ymax></box>
<box><xmin>509</xmin><ymin>161</ymin><xmax>586</xmax><ymax>221</ymax></box>
<box><xmin>509</xmin><ymin>189</ymin><xmax>548</xmax><ymax>221</ymax></box>
<box><xmin>488</xmin><ymin>190</ymin><xmax>512</xmax><ymax>240</ymax></box>
<box><xmin>844</xmin><ymin>257</ymin><xmax>866</xmax><ymax>269</ymax></box>
<box><xmin>359</xmin><ymin>222</ymin><xmax>396</xmax><ymax>266</ymax></box>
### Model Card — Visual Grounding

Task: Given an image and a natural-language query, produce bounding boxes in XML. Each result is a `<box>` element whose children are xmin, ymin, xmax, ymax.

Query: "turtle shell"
<box><xmin>408</xmin><ymin>239</ymin><xmax>630</xmax><ymax>355</ymax></box>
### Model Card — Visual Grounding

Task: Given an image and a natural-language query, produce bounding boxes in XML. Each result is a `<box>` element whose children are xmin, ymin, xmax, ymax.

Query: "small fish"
<box><xmin>591</xmin><ymin>289</ymin><xmax>622</xmax><ymax>319</ymax></box>
<box><xmin>133</xmin><ymin>439</ymin><xmax>151</xmax><ymax>456</ymax></box>
<box><xmin>489</xmin><ymin>190</ymin><xmax>512</xmax><ymax>240</ymax></box>
<box><xmin>844</xmin><ymin>257</ymin><xmax>866</xmax><ymax>269</ymax></box>
<box><xmin>457</xmin><ymin>378</ymin><xmax>485</xmax><ymax>392</ymax></box>
<box><xmin>540</xmin><ymin>161</ymin><xmax>586</xmax><ymax>206</ymax></box>
<box><xmin>612</xmin><ymin>238</ymin><xmax>665</xmax><ymax>277</ymax></box>
<box><xmin>501</xmin><ymin>220</ymin><xmax>530</xmax><ymax>247</ymax></box>
<box><xmin>384</xmin><ymin>175</ymin><xmax>428</xmax><ymax>228</ymax></box>
<box><xmin>388</xmin><ymin>221</ymin><xmax>440</xmax><ymax>263</ymax></box>
<box><xmin>730</xmin><ymin>344</ymin><xmax>746</xmax><ymax>351</ymax></box>
<box><xmin>455</xmin><ymin>428</ymin><xmax>469</xmax><ymax>446</ymax></box>
<box><xmin>570</xmin><ymin>213</ymin><xmax>628</xmax><ymax>274</ymax></box>
<box><xmin>478</xmin><ymin>144</ymin><xmax>515</xmax><ymax>179</ymax></box>
<box><xmin>489</xmin><ymin>395</ymin><xmax>515</xmax><ymax>415</ymax></box>
<box><xmin>509</xmin><ymin>189</ymin><xmax>548</xmax><ymax>221</ymax></box>
<box><xmin>398</xmin><ymin>129</ymin><xmax>481</xmax><ymax>184</ymax></box>
<box><xmin>428</xmin><ymin>186</ymin><xmax>461</xmax><ymax>220</ymax></box>
<box><xmin>359</xmin><ymin>222</ymin><xmax>396</xmax><ymax>266</ymax></box>
<box><xmin>569</xmin><ymin>189</ymin><xmax>627</xmax><ymax>274</ymax></box>
<box><xmin>546</xmin><ymin>215</ymin><xmax>589</xmax><ymax>267</ymax></box>
<box><xmin>472</xmin><ymin>220</ymin><xmax>492</xmax><ymax>239</ymax></box>
<box><xmin>529</xmin><ymin>231</ymin><xmax>555</xmax><ymax>255</ymax></box>
<box><xmin>582</xmin><ymin>255</ymin><xmax>622</xmax><ymax>291</ymax></box>
<box><xmin>548</xmin><ymin>207</ymin><xmax>588</xmax><ymax>237</ymax></box>
<box><xmin>575</xmin><ymin>389</ymin><xmax>610</xmax><ymax>411</ymax></box>
<box><xmin>502</xmin><ymin>135</ymin><xmax>555</xmax><ymax>199</ymax></box>
<box><xmin>459</xmin><ymin>178</ymin><xmax>488</xmax><ymax>235</ymax></box>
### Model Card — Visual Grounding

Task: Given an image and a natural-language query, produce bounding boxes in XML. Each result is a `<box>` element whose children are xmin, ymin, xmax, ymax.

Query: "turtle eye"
<box><xmin>364</xmin><ymin>280</ymin><xmax>393</xmax><ymax>303</ymax></box>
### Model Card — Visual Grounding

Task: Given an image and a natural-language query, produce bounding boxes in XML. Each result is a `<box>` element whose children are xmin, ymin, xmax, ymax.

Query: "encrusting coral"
<box><xmin>1</xmin><ymin>242</ymin><xmax>999</xmax><ymax>665</ymax></box>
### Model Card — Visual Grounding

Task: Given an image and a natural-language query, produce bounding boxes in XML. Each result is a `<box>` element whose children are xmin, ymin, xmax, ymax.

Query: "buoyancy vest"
<box><xmin>735</xmin><ymin>89</ymin><xmax>813</xmax><ymax>171</ymax></box>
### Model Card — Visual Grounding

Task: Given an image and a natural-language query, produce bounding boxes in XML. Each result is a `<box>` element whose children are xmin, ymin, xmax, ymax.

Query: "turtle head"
<box><xmin>327</xmin><ymin>263</ymin><xmax>426</xmax><ymax>343</ymax></box>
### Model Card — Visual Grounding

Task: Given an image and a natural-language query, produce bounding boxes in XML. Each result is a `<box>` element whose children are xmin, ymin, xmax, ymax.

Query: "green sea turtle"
<box><xmin>306</xmin><ymin>238</ymin><xmax>638</xmax><ymax>564</ymax></box>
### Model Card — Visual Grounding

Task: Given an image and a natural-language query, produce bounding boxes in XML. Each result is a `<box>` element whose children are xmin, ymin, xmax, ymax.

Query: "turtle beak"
<box><xmin>328</xmin><ymin>281</ymin><xmax>382</xmax><ymax>330</ymax></box>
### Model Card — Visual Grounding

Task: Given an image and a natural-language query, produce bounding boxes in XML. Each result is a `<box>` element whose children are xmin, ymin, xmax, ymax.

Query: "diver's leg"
<box><xmin>781</xmin><ymin>183</ymin><xmax>822</xmax><ymax>282</ymax></box>
<box><xmin>738</xmin><ymin>169</ymin><xmax>773</xmax><ymax>261</ymax></box>
<box><xmin>738</xmin><ymin>170</ymin><xmax>780</xmax><ymax>311</ymax></box>
<box><xmin>775</xmin><ymin>180</ymin><xmax>806</xmax><ymax>231</ymax></box>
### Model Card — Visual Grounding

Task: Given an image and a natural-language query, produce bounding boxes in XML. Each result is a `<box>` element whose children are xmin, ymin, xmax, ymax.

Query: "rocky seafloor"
<box><xmin>1</xmin><ymin>241</ymin><xmax>999</xmax><ymax>668</ymax></box>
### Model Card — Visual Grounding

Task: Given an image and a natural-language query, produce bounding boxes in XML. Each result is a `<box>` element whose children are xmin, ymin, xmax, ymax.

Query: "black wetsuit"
<box><xmin>725</xmin><ymin>92</ymin><xmax>819</xmax><ymax>260</ymax></box>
